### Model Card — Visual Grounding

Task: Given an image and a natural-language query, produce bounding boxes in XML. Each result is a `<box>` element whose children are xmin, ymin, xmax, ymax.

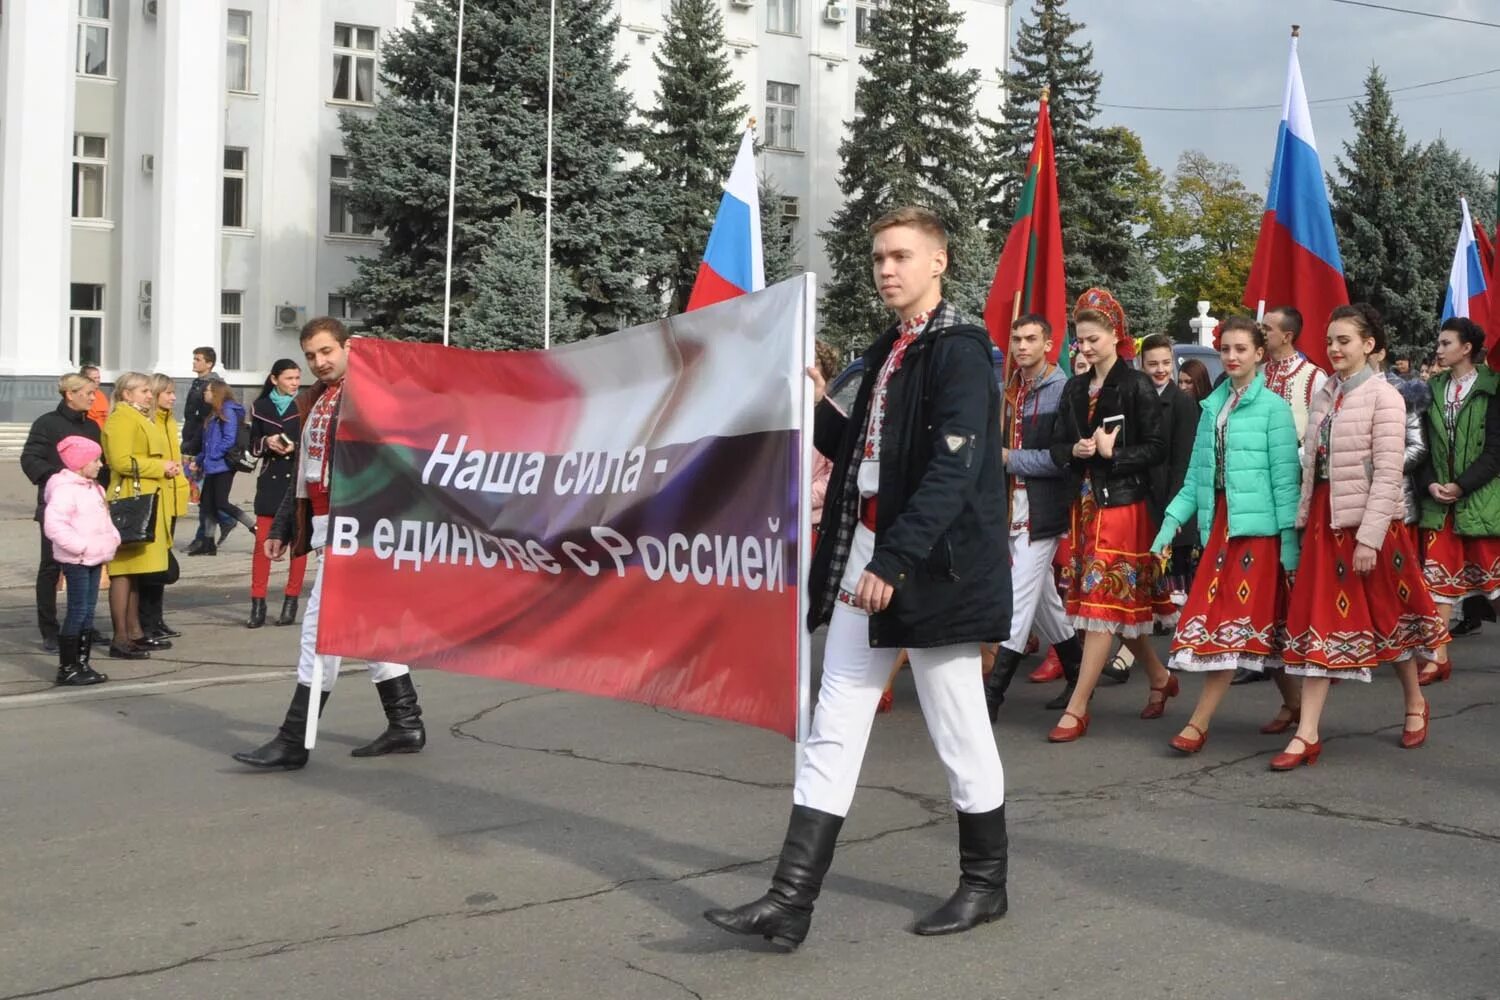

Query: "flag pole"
<box><xmin>796</xmin><ymin>273</ymin><xmax>817</xmax><ymax>778</ymax></box>
<box><xmin>543</xmin><ymin>0</ymin><xmax>557</xmax><ymax>350</ymax></box>
<box><xmin>440</xmin><ymin>0</ymin><xmax>465</xmax><ymax>348</ymax></box>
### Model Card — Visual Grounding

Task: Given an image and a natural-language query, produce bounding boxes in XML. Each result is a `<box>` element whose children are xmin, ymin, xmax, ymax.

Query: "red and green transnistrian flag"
<box><xmin>983</xmin><ymin>96</ymin><xmax>1067</xmax><ymax>363</ymax></box>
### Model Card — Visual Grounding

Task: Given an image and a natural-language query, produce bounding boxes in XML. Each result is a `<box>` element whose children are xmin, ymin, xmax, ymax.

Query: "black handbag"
<box><xmin>109</xmin><ymin>458</ymin><xmax>159</xmax><ymax>545</ymax></box>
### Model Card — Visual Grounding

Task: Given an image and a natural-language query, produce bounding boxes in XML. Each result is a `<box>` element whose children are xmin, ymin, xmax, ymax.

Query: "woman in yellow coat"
<box><xmin>134</xmin><ymin>373</ymin><xmax>191</xmax><ymax>641</ymax></box>
<box><xmin>102</xmin><ymin>372</ymin><xmax>181</xmax><ymax>659</ymax></box>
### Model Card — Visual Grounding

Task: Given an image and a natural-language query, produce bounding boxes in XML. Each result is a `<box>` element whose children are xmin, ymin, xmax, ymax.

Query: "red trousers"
<box><xmin>250</xmin><ymin>515</ymin><xmax>307</xmax><ymax>599</ymax></box>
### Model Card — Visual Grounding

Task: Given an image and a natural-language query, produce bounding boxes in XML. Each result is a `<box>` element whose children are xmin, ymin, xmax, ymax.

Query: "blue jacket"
<box><xmin>1151</xmin><ymin>376</ymin><xmax>1302</xmax><ymax>571</ymax></box>
<box><xmin>200</xmin><ymin>400</ymin><xmax>246</xmax><ymax>475</ymax></box>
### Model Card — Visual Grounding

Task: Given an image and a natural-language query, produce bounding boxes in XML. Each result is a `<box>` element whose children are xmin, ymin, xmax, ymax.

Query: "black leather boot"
<box><xmin>232</xmin><ymin>683</ymin><xmax>329</xmax><ymax>770</ymax></box>
<box><xmin>703</xmin><ymin>805</ymin><xmax>843</xmax><ymax>950</ymax></box>
<box><xmin>912</xmin><ymin>805</ymin><xmax>1009</xmax><ymax>935</ymax></box>
<box><xmin>276</xmin><ymin>596</ymin><xmax>299</xmax><ymax>626</ymax></box>
<box><xmin>75</xmin><ymin>631</ymin><xmax>108</xmax><ymax>684</ymax></box>
<box><xmin>350</xmin><ymin>674</ymin><xmax>426</xmax><ymax>757</ymax></box>
<box><xmin>984</xmin><ymin>647</ymin><xmax>1026</xmax><ymax>723</ymax></box>
<box><xmin>55</xmin><ymin>635</ymin><xmax>106</xmax><ymax>686</ymax></box>
<box><xmin>1045</xmin><ymin>635</ymin><xmax>1082</xmax><ymax>711</ymax></box>
<box><xmin>247</xmin><ymin>598</ymin><xmax>267</xmax><ymax>629</ymax></box>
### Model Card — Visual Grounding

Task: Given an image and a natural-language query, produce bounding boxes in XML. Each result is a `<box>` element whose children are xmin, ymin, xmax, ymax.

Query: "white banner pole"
<box><xmin>542</xmin><ymin>0</ymin><xmax>557</xmax><ymax>350</ymax></box>
<box><xmin>440</xmin><ymin>0</ymin><xmax>466</xmax><ymax>348</ymax></box>
<box><xmin>304</xmin><ymin>653</ymin><xmax>324</xmax><ymax>749</ymax></box>
<box><xmin>794</xmin><ymin>273</ymin><xmax>818</xmax><ymax>778</ymax></box>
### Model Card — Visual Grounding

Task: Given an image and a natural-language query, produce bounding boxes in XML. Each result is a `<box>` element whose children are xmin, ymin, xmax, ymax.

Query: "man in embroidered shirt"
<box><xmin>705</xmin><ymin>206</ymin><xmax>1012</xmax><ymax>948</ymax></box>
<box><xmin>1260</xmin><ymin>306</ymin><xmax>1328</xmax><ymax>446</ymax></box>
<box><xmin>232</xmin><ymin>317</ymin><xmax>426</xmax><ymax>770</ymax></box>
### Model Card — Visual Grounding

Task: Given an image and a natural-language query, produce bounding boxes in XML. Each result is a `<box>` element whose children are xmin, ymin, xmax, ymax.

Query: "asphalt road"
<box><xmin>1</xmin><ymin>467</ymin><xmax>1496</xmax><ymax>1000</ymax></box>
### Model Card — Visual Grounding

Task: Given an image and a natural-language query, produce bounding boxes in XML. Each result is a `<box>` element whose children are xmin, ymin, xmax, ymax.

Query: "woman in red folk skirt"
<box><xmin>1278</xmin><ymin>305</ymin><xmax>1449</xmax><ymax>770</ymax></box>
<box><xmin>1417</xmin><ymin>316</ymin><xmax>1500</xmax><ymax>686</ymax></box>
<box><xmin>1045</xmin><ymin>288</ymin><xmax>1177</xmax><ymax>743</ymax></box>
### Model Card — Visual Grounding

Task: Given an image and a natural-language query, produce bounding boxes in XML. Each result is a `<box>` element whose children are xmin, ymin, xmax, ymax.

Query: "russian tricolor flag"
<box><xmin>1243</xmin><ymin>30</ymin><xmax>1347</xmax><ymax>372</ymax></box>
<box><xmin>685</xmin><ymin>130</ymin><xmax>765</xmax><ymax>312</ymax></box>
<box><xmin>1441</xmin><ymin>197</ymin><xmax>1491</xmax><ymax>339</ymax></box>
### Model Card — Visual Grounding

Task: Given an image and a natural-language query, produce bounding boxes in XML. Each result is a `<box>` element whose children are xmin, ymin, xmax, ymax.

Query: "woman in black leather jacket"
<box><xmin>1045</xmin><ymin>289</ymin><xmax>1175</xmax><ymax>742</ymax></box>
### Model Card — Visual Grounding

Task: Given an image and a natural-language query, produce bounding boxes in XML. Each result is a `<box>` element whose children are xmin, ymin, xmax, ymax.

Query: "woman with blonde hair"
<box><xmin>133</xmin><ymin>374</ymin><xmax>192</xmax><ymax>641</ymax></box>
<box><xmin>101</xmin><ymin>372</ymin><xmax>181</xmax><ymax>659</ymax></box>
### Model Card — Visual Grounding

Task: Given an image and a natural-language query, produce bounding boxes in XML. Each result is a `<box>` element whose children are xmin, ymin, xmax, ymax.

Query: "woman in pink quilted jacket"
<box><xmin>43</xmin><ymin>435</ymin><xmax>120</xmax><ymax>686</ymax></box>
<box><xmin>1277</xmin><ymin>305</ymin><xmax>1448</xmax><ymax>770</ymax></box>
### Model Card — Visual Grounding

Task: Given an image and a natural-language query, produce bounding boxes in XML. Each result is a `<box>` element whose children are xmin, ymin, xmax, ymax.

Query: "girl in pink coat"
<box><xmin>43</xmin><ymin>435</ymin><xmax>120</xmax><ymax>686</ymax></box>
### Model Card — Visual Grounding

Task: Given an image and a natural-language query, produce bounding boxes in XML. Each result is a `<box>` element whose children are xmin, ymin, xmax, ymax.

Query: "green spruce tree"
<box><xmin>820</xmin><ymin>0</ymin><xmax>990</xmax><ymax>351</ymax></box>
<box><xmin>983</xmin><ymin>1</ymin><xmax>1150</xmax><ymax>317</ymax></box>
<box><xmin>641</xmin><ymin>0</ymin><xmax>747</xmax><ymax>313</ymax></box>
<box><xmin>454</xmin><ymin>208</ymin><xmax>584</xmax><ymax>350</ymax></box>
<box><xmin>759</xmin><ymin>176</ymin><xmax>801</xmax><ymax>286</ymax></box>
<box><xmin>340</xmin><ymin>0</ymin><xmax>667</xmax><ymax>343</ymax></box>
<box><xmin>1328</xmin><ymin>67</ymin><xmax>1430</xmax><ymax>347</ymax></box>
<box><xmin>1409</xmin><ymin>139</ymin><xmax>1497</xmax><ymax>344</ymax></box>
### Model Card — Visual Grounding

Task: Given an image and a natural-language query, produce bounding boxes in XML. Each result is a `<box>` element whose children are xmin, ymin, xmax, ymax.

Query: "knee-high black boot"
<box><xmin>350</xmin><ymin>675</ymin><xmax>426</xmax><ymax>757</ymax></box>
<box><xmin>232</xmin><ymin>683</ymin><xmax>329</xmax><ymax>770</ymax></box>
<box><xmin>703</xmin><ymin>805</ymin><xmax>843</xmax><ymax>950</ymax></box>
<box><xmin>984</xmin><ymin>647</ymin><xmax>1026</xmax><ymax>722</ymax></box>
<box><xmin>912</xmin><ymin>804</ymin><xmax>1009</xmax><ymax>936</ymax></box>
<box><xmin>1045</xmin><ymin>635</ymin><xmax>1082</xmax><ymax>711</ymax></box>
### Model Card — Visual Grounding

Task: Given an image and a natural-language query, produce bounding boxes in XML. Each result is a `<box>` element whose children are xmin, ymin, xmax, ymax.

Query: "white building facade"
<box><xmin>0</xmin><ymin>0</ymin><xmax>1009</xmax><ymax>421</ymax></box>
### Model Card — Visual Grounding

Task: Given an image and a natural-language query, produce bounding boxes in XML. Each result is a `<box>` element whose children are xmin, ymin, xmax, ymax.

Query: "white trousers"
<box><xmin>296</xmin><ymin>516</ymin><xmax>408</xmax><ymax>692</ymax></box>
<box><xmin>1001</xmin><ymin>529</ymin><xmax>1071</xmax><ymax>655</ymax></box>
<box><xmin>793</xmin><ymin>604</ymin><xmax>1005</xmax><ymax>817</ymax></box>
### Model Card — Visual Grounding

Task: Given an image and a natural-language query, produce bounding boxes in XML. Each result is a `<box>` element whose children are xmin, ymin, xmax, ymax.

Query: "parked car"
<box><xmin>827</xmin><ymin>347</ymin><xmax>1007</xmax><ymax>414</ymax></box>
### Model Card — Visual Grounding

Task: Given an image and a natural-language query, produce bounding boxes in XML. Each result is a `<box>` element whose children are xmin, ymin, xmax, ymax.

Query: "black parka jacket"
<box><xmin>808</xmin><ymin>304</ymin><xmax>1011</xmax><ymax>649</ymax></box>
<box><xmin>1050</xmin><ymin>360</ymin><xmax>1166</xmax><ymax>509</ymax></box>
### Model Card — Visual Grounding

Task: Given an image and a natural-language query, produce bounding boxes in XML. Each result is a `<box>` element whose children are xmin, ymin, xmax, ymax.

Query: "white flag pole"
<box><xmin>543</xmin><ymin>0</ymin><xmax>557</xmax><ymax>350</ymax></box>
<box><xmin>440</xmin><ymin>0</ymin><xmax>466</xmax><ymax>348</ymax></box>
<box><xmin>795</xmin><ymin>273</ymin><xmax>817</xmax><ymax>779</ymax></box>
<box><xmin>304</xmin><ymin>654</ymin><xmax>325</xmax><ymax>749</ymax></box>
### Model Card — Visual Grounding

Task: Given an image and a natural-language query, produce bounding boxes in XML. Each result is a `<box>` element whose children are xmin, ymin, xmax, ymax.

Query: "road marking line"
<box><xmin>0</xmin><ymin>666</ymin><xmax>359</xmax><ymax>709</ymax></box>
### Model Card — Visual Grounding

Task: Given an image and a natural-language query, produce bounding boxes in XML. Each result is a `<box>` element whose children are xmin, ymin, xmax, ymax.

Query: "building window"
<box><xmin>767</xmin><ymin>0</ymin><xmax>798</xmax><ymax>34</ymax></box>
<box><xmin>781</xmin><ymin>196</ymin><xmax>801</xmax><ymax>221</ymax></box>
<box><xmin>76</xmin><ymin>0</ymin><xmax>110</xmax><ymax>77</ymax></box>
<box><xmin>856</xmin><ymin>0</ymin><xmax>887</xmax><ymax>45</ymax></box>
<box><xmin>226</xmin><ymin>10</ymin><xmax>251</xmax><ymax>92</ymax></box>
<box><xmin>223</xmin><ymin>147</ymin><xmax>247</xmax><ymax>229</ymax></box>
<box><xmin>220</xmin><ymin>292</ymin><xmax>243</xmax><ymax>371</ymax></box>
<box><xmin>69</xmin><ymin>284</ymin><xmax>104</xmax><ymax>367</ymax></box>
<box><xmin>332</xmin><ymin>24</ymin><xmax>377</xmax><ymax>104</ymax></box>
<box><xmin>764</xmin><ymin>82</ymin><xmax>799</xmax><ymax>151</ymax></box>
<box><xmin>328</xmin><ymin>156</ymin><xmax>375</xmax><ymax>236</ymax></box>
<box><xmin>72</xmin><ymin>134</ymin><xmax>107</xmax><ymax>220</ymax></box>
<box><xmin>327</xmin><ymin>294</ymin><xmax>369</xmax><ymax>329</ymax></box>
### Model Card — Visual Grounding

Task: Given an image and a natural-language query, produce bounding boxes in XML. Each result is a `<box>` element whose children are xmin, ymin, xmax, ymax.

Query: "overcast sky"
<box><xmin>1031</xmin><ymin>0</ymin><xmax>1500</xmax><ymax>209</ymax></box>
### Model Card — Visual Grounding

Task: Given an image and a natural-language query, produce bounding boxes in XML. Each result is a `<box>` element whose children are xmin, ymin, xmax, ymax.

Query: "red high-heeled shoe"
<box><xmin>1047</xmin><ymin>710</ymin><xmax>1090</xmax><ymax>743</ymax></box>
<box><xmin>1400</xmin><ymin>699</ymin><xmax>1429</xmax><ymax>749</ymax></box>
<box><xmin>1029</xmin><ymin>649</ymin><xmax>1064</xmax><ymax>683</ymax></box>
<box><xmin>1140</xmin><ymin>674</ymin><xmax>1179</xmax><ymax>720</ymax></box>
<box><xmin>877</xmin><ymin>689</ymin><xmax>894</xmax><ymax>714</ymax></box>
<box><xmin>1169</xmin><ymin>722</ymin><xmax>1208</xmax><ymax>754</ymax></box>
<box><xmin>1259</xmin><ymin>704</ymin><xmax>1301</xmax><ymax>735</ymax></box>
<box><xmin>1417</xmin><ymin>661</ymin><xmax>1451</xmax><ymax>687</ymax></box>
<box><xmin>1269</xmin><ymin>736</ymin><xmax>1322</xmax><ymax>771</ymax></box>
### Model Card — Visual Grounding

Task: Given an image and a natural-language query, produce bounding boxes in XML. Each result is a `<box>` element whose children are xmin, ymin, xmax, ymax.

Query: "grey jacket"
<box><xmin>1005</xmin><ymin>363</ymin><xmax>1071</xmax><ymax>540</ymax></box>
<box><xmin>1389</xmin><ymin>372</ymin><xmax>1430</xmax><ymax>525</ymax></box>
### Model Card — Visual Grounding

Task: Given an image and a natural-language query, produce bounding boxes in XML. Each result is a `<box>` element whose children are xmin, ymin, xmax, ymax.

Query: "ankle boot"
<box><xmin>276</xmin><ymin>596</ymin><xmax>299</xmax><ymax>626</ymax></box>
<box><xmin>984</xmin><ymin>647</ymin><xmax>1025</xmax><ymax>722</ymax></box>
<box><xmin>55</xmin><ymin>635</ymin><xmax>106</xmax><ymax>686</ymax></box>
<box><xmin>912</xmin><ymin>804</ymin><xmax>1009</xmax><ymax>935</ymax></box>
<box><xmin>232</xmin><ymin>683</ymin><xmax>329</xmax><ymax>770</ymax></box>
<box><xmin>703</xmin><ymin>805</ymin><xmax>843</xmax><ymax>950</ymax></box>
<box><xmin>247</xmin><ymin>598</ymin><xmax>267</xmax><ymax>629</ymax></box>
<box><xmin>350</xmin><ymin>674</ymin><xmax>426</xmax><ymax>757</ymax></box>
<box><xmin>75</xmin><ymin>631</ymin><xmax>108</xmax><ymax>683</ymax></box>
<box><xmin>1045</xmin><ymin>635</ymin><xmax>1082</xmax><ymax>711</ymax></box>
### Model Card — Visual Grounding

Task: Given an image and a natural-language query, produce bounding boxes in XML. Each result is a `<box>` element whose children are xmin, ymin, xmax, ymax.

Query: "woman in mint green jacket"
<box><xmin>1150</xmin><ymin>317</ymin><xmax>1303</xmax><ymax>753</ymax></box>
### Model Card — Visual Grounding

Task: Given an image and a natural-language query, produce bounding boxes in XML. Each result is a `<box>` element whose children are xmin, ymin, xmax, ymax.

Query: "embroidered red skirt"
<box><xmin>1422</xmin><ymin>513</ymin><xmax>1500</xmax><ymax>603</ymax></box>
<box><xmin>1169</xmin><ymin>496</ymin><xmax>1288</xmax><ymax>673</ymax></box>
<box><xmin>1282</xmin><ymin>482</ymin><xmax>1448</xmax><ymax>675</ymax></box>
<box><xmin>1064</xmin><ymin>480</ymin><xmax>1175</xmax><ymax>637</ymax></box>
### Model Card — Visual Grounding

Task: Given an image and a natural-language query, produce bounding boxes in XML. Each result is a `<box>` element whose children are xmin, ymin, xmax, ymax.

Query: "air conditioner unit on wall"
<box><xmin>728</xmin><ymin>0</ymin><xmax>753</xmax><ymax>8</ymax></box>
<box><xmin>138</xmin><ymin>301</ymin><xmax>152</xmax><ymax>324</ymax></box>
<box><xmin>139</xmin><ymin>279</ymin><xmax>152</xmax><ymax>301</ymax></box>
<box><xmin>275</xmin><ymin>304</ymin><xmax>306</xmax><ymax>330</ymax></box>
<box><xmin>143</xmin><ymin>0</ymin><xmax>158</xmax><ymax>18</ymax></box>
<box><xmin>823</xmin><ymin>3</ymin><xmax>848</xmax><ymax>23</ymax></box>
<box><xmin>141</xmin><ymin>154</ymin><xmax>154</xmax><ymax>175</ymax></box>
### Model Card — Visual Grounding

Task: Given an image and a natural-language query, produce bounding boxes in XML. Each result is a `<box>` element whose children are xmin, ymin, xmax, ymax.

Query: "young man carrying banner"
<box><xmin>983</xmin><ymin>314</ymin><xmax>1081</xmax><ymax>718</ymax></box>
<box><xmin>232</xmin><ymin>317</ymin><xmax>426</xmax><ymax>770</ymax></box>
<box><xmin>704</xmin><ymin>206</ymin><xmax>1011</xmax><ymax>948</ymax></box>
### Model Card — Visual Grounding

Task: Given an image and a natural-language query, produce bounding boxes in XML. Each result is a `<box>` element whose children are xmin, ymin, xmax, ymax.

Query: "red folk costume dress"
<box><xmin>1282</xmin><ymin>371</ymin><xmax>1447</xmax><ymax>681</ymax></box>
<box><xmin>1421</xmin><ymin>368</ymin><xmax>1500</xmax><ymax>603</ymax></box>
<box><xmin>1168</xmin><ymin>386</ymin><xmax>1290</xmax><ymax>674</ymax></box>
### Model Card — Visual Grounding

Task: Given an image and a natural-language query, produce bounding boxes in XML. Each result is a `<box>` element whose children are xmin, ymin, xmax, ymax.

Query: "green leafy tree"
<box><xmin>1157</xmin><ymin>151</ymin><xmax>1261</xmax><ymax>335</ymax></box>
<box><xmin>983</xmin><ymin>0</ymin><xmax>1146</xmax><ymax>313</ymax></box>
<box><xmin>820</xmin><ymin>0</ymin><xmax>990</xmax><ymax>351</ymax></box>
<box><xmin>340</xmin><ymin>0</ymin><xmax>667</xmax><ymax>343</ymax></box>
<box><xmin>641</xmin><ymin>0</ymin><xmax>747</xmax><ymax>313</ymax></box>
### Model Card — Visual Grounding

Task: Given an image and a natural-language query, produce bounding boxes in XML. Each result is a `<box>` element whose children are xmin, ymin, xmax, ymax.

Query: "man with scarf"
<box><xmin>231</xmin><ymin>317</ymin><xmax>426</xmax><ymax>770</ymax></box>
<box><xmin>704</xmin><ymin>206</ymin><xmax>1012</xmax><ymax>949</ymax></box>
